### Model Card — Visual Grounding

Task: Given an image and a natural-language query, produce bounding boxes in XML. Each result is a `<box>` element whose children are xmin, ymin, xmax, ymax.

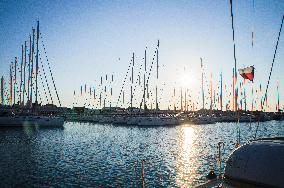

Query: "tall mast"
<box><xmin>130</xmin><ymin>52</ymin><xmax>134</xmax><ymax>112</ymax></box>
<box><xmin>14</xmin><ymin>57</ymin><xmax>17</xmax><ymax>105</ymax></box>
<box><xmin>220</xmin><ymin>71</ymin><xmax>223</xmax><ymax>111</ymax></box>
<box><xmin>35</xmin><ymin>21</ymin><xmax>39</xmax><ymax>104</ymax></box>
<box><xmin>200</xmin><ymin>58</ymin><xmax>204</xmax><ymax>110</ymax></box>
<box><xmin>230</xmin><ymin>0</ymin><xmax>238</xmax><ymax>112</ymax></box>
<box><xmin>30</xmin><ymin>28</ymin><xmax>35</xmax><ymax>105</ymax></box>
<box><xmin>20</xmin><ymin>45</ymin><xmax>23</xmax><ymax>105</ymax></box>
<box><xmin>23</xmin><ymin>41</ymin><xmax>27</xmax><ymax>105</ymax></box>
<box><xmin>210</xmin><ymin>72</ymin><xmax>212</xmax><ymax>110</ymax></box>
<box><xmin>10</xmin><ymin>64</ymin><xmax>12</xmax><ymax>106</ymax></box>
<box><xmin>156</xmin><ymin>40</ymin><xmax>159</xmax><ymax>110</ymax></box>
<box><xmin>27</xmin><ymin>35</ymin><xmax>31</xmax><ymax>103</ymax></box>
<box><xmin>143</xmin><ymin>49</ymin><xmax>146</xmax><ymax>110</ymax></box>
<box><xmin>232</xmin><ymin>67</ymin><xmax>235</xmax><ymax>111</ymax></box>
<box><xmin>262</xmin><ymin>15</ymin><xmax>284</xmax><ymax>109</ymax></box>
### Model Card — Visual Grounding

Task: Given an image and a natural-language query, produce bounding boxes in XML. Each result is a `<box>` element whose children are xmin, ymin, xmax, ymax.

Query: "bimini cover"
<box><xmin>224</xmin><ymin>139</ymin><xmax>284</xmax><ymax>188</ymax></box>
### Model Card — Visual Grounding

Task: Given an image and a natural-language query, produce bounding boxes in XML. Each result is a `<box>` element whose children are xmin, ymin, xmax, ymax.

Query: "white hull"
<box><xmin>138</xmin><ymin>116</ymin><xmax>179</xmax><ymax>126</ymax></box>
<box><xmin>0</xmin><ymin>116</ymin><xmax>64</xmax><ymax>127</ymax></box>
<box><xmin>198</xmin><ymin>137</ymin><xmax>284</xmax><ymax>188</ymax></box>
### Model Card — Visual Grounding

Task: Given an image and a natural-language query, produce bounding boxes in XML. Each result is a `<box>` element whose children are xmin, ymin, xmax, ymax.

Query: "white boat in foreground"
<box><xmin>198</xmin><ymin>137</ymin><xmax>284</xmax><ymax>188</ymax></box>
<box><xmin>0</xmin><ymin>115</ymin><xmax>64</xmax><ymax>127</ymax></box>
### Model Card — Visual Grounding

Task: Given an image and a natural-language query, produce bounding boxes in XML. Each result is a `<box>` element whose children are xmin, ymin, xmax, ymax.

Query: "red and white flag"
<box><xmin>238</xmin><ymin>66</ymin><xmax>254</xmax><ymax>81</ymax></box>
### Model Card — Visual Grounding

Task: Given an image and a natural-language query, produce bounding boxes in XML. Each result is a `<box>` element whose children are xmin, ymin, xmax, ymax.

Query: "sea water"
<box><xmin>0</xmin><ymin>121</ymin><xmax>283</xmax><ymax>187</ymax></box>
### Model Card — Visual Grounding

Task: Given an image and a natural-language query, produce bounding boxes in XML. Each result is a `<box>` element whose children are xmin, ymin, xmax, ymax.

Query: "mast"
<box><xmin>99</xmin><ymin>92</ymin><xmax>102</xmax><ymax>107</ymax></box>
<box><xmin>251</xmin><ymin>85</ymin><xmax>254</xmax><ymax>111</ymax></box>
<box><xmin>35</xmin><ymin>21</ymin><xmax>39</xmax><ymax>104</ymax></box>
<box><xmin>14</xmin><ymin>57</ymin><xmax>17</xmax><ymax>105</ymax></box>
<box><xmin>27</xmin><ymin>35</ymin><xmax>31</xmax><ymax>103</ymax></box>
<box><xmin>1</xmin><ymin>76</ymin><xmax>4</xmax><ymax>104</ymax></box>
<box><xmin>30</xmin><ymin>28</ymin><xmax>35</xmax><ymax>105</ymax></box>
<box><xmin>200</xmin><ymin>58</ymin><xmax>204</xmax><ymax>110</ymax></box>
<box><xmin>230</xmin><ymin>0</ymin><xmax>238</xmax><ymax>112</ymax></box>
<box><xmin>184</xmin><ymin>89</ymin><xmax>187</xmax><ymax>112</ymax></box>
<box><xmin>143</xmin><ymin>49</ymin><xmax>146</xmax><ymax>110</ymax></box>
<box><xmin>232</xmin><ymin>67</ymin><xmax>235</xmax><ymax>111</ymax></box>
<box><xmin>10</xmin><ymin>64</ymin><xmax>12</xmax><ymax>106</ymax></box>
<box><xmin>20</xmin><ymin>45</ymin><xmax>23</xmax><ymax>105</ymax></box>
<box><xmin>23</xmin><ymin>41</ymin><xmax>27</xmax><ymax>105</ymax></box>
<box><xmin>220</xmin><ymin>71</ymin><xmax>223</xmax><ymax>111</ymax></box>
<box><xmin>210</xmin><ymin>72</ymin><xmax>212</xmax><ymax>110</ymax></box>
<box><xmin>155</xmin><ymin>86</ymin><xmax>158</xmax><ymax>110</ymax></box>
<box><xmin>180</xmin><ymin>87</ymin><xmax>183</xmax><ymax>111</ymax></box>
<box><xmin>131</xmin><ymin>52</ymin><xmax>134</xmax><ymax>112</ymax></box>
<box><xmin>110</xmin><ymin>74</ymin><xmax>113</xmax><ymax>107</ymax></box>
<box><xmin>277</xmin><ymin>82</ymin><xmax>280</xmax><ymax>111</ymax></box>
<box><xmin>156</xmin><ymin>40</ymin><xmax>159</xmax><ymax>110</ymax></box>
<box><xmin>262</xmin><ymin>15</ymin><xmax>284</xmax><ymax>109</ymax></box>
<box><xmin>173</xmin><ymin>87</ymin><xmax>176</xmax><ymax>111</ymax></box>
<box><xmin>122</xmin><ymin>91</ymin><xmax>124</xmax><ymax>104</ymax></box>
<box><xmin>244</xmin><ymin>85</ymin><xmax>247</xmax><ymax>111</ymax></box>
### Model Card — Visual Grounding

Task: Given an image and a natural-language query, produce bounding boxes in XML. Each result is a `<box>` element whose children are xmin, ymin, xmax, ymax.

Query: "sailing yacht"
<box><xmin>137</xmin><ymin>116</ymin><xmax>179</xmax><ymax>126</ymax></box>
<box><xmin>0</xmin><ymin>114</ymin><xmax>64</xmax><ymax>127</ymax></box>
<box><xmin>0</xmin><ymin>21</ymin><xmax>64</xmax><ymax>127</ymax></box>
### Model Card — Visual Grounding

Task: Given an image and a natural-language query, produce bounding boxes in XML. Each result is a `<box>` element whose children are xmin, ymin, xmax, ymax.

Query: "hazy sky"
<box><xmin>0</xmin><ymin>0</ymin><xmax>283</xmax><ymax>111</ymax></box>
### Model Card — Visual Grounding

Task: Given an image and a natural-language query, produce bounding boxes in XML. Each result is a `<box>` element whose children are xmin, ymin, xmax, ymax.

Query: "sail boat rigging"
<box><xmin>0</xmin><ymin>21</ymin><xmax>64</xmax><ymax>127</ymax></box>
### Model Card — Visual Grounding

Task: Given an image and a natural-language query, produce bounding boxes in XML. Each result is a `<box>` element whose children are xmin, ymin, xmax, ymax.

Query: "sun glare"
<box><xmin>178</xmin><ymin>73</ymin><xmax>196</xmax><ymax>88</ymax></box>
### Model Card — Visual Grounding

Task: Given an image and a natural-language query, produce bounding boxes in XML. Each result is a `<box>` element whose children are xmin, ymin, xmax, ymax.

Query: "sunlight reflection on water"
<box><xmin>176</xmin><ymin>126</ymin><xmax>198</xmax><ymax>187</ymax></box>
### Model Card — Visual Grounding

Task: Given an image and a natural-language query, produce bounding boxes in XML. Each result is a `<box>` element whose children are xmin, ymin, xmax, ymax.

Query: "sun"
<box><xmin>178</xmin><ymin>73</ymin><xmax>196</xmax><ymax>88</ymax></box>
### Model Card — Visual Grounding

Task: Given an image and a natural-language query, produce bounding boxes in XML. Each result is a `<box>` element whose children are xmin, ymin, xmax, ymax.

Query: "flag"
<box><xmin>238</xmin><ymin>66</ymin><xmax>254</xmax><ymax>81</ymax></box>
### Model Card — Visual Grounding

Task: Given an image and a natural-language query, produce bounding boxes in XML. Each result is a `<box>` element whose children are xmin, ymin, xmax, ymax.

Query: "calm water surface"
<box><xmin>0</xmin><ymin>121</ymin><xmax>283</xmax><ymax>187</ymax></box>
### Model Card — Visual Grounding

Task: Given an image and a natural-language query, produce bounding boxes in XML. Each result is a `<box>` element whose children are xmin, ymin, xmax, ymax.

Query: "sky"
<box><xmin>0</xmin><ymin>0</ymin><xmax>283</xmax><ymax>111</ymax></box>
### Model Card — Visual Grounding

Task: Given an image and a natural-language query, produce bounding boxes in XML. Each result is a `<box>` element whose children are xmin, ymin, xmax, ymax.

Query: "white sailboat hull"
<box><xmin>0</xmin><ymin>116</ymin><xmax>64</xmax><ymax>127</ymax></box>
<box><xmin>138</xmin><ymin>116</ymin><xmax>179</xmax><ymax>126</ymax></box>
